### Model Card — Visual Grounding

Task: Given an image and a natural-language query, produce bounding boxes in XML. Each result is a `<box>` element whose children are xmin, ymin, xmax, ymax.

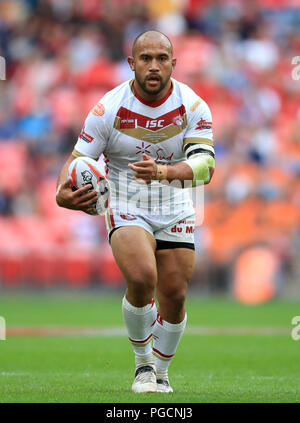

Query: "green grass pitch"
<box><xmin>0</xmin><ymin>293</ymin><xmax>299</xmax><ymax>403</ymax></box>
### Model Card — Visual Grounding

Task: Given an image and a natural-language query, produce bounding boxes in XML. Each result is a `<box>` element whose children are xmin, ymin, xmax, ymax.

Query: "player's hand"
<box><xmin>56</xmin><ymin>176</ymin><xmax>99</xmax><ymax>215</ymax></box>
<box><xmin>128</xmin><ymin>153</ymin><xmax>157</xmax><ymax>184</ymax></box>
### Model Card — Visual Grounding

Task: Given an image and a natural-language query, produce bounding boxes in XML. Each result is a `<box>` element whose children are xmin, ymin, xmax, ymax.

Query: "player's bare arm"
<box><xmin>56</xmin><ymin>153</ymin><xmax>98</xmax><ymax>214</ymax></box>
<box><xmin>129</xmin><ymin>153</ymin><xmax>214</xmax><ymax>186</ymax></box>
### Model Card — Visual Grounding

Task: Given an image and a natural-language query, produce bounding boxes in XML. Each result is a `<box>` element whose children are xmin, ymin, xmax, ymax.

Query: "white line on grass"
<box><xmin>5</xmin><ymin>325</ymin><xmax>290</xmax><ymax>337</ymax></box>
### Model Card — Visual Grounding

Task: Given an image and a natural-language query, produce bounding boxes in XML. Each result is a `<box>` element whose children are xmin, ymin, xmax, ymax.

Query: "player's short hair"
<box><xmin>132</xmin><ymin>30</ymin><xmax>173</xmax><ymax>57</ymax></box>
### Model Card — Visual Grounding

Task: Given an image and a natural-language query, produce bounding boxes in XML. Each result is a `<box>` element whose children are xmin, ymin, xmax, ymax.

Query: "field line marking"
<box><xmin>5</xmin><ymin>325</ymin><xmax>290</xmax><ymax>337</ymax></box>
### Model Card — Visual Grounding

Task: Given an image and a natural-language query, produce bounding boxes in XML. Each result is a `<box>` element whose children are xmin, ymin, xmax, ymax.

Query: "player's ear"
<box><xmin>128</xmin><ymin>56</ymin><xmax>135</xmax><ymax>71</ymax></box>
<box><xmin>172</xmin><ymin>58</ymin><xmax>177</xmax><ymax>69</ymax></box>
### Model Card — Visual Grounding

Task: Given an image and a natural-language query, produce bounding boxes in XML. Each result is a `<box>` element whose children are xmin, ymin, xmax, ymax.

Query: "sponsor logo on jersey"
<box><xmin>91</xmin><ymin>102</ymin><xmax>105</xmax><ymax>116</ymax></box>
<box><xmin>195</xmin><ymin>118</ymin><xmax>212</xmax><ymax>130</ymax></box>
<box><xmin>79</xmin><ymin>126</ymin><xmax>94</xmax><ymax>143</ymax></box>
<box><xmin>145</xmin><ymin>119</ymin><xmax>164</xmax><ymax>128</ymax></box>
<box><xmin>155</xmin><ymin>147</ymin><xmax>174</xmax><ymax>162</ymax></box>
<box><xmin>114</xmin><ymin>106</ymin><xmax>187</xmax><ymax>144</ymax></box>
<box><xmin>136</xmin><ymin>142</ymin><xmax>151</xmax><ymax>155</ymax></box>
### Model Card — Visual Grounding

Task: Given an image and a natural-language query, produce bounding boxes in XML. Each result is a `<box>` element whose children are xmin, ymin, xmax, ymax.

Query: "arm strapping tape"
<box><xmin>185</xmin><ymin>153</ymin><xmax>215</xmax><ymax>187</ymax></box>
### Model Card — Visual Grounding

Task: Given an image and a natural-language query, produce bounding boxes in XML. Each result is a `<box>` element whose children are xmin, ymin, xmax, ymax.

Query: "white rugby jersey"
<box><xmin>73</xmin><ymin>78</ymin><xmax>214</xmax><ymax>222</ymax></box>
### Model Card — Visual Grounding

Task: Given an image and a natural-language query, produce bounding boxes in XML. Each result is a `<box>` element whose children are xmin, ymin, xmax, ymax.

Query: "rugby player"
<box><xmin>56</xmin><ymin>30</ymin><xmax>215</xmax><ymax>393</ymax></box>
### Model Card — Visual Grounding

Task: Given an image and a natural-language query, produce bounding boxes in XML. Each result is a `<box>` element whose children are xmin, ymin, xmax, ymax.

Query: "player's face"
<box><xmin>128</xmin><ymin>37</ymin><xmax>176</xmax><ymax>98</ymax></box>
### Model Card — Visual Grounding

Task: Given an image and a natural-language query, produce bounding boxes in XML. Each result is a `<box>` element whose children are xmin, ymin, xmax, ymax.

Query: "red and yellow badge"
<box><xmin>91</xmin><ymin>102</ymin><xmax>105</xmax><ymax>116</ymax></box>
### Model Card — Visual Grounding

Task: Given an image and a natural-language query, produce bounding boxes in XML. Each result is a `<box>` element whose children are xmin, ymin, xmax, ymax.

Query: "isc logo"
<box><xmin>145</xmin><ymin>119</ymin><xmax>164</xmax><ymax>128</ymax></box>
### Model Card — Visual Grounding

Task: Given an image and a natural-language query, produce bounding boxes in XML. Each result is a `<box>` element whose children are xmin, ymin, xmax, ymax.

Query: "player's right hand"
<box><xmin>55</xmin><ymin>176</ymin><xmax>99</xmax><ymax>215</ymax></box>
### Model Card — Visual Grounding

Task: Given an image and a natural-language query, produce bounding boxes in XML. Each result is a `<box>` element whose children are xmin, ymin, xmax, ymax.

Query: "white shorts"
<box><xmin>105</xmin><ymin>210</ymin><xmax>195</xmax><ymax>250</ymax></box>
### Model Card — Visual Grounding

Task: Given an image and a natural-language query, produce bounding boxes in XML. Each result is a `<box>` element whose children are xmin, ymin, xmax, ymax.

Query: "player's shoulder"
<box><xmin>172</xmin><ymin>78</ymin><xmax>211</xmax><ymax>115</ymax></box>
<box><xmin>86</xmin><ymin>80</ymin><xmax>133</xmax><ymax>125</ymax></box>
<box><xmin>99</xmin><ymin>80</ymin><xmax>133</xmax><ymax>106</ymax></box>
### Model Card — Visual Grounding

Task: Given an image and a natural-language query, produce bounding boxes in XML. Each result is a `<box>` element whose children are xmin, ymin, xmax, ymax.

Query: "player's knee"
<box><xmin>160</xmin><ymin>283</ymin><xmax>188</xmax><ymax>309</ymax></box>
<box><xmin>169</xmin><ymin>288</ymin><xmax>187</xmax><ymax>308</ymax></box>
<box><xmin>127</xmin><ymin>265</ymin><xmax>156</xmax><ymax>292</ymax></box>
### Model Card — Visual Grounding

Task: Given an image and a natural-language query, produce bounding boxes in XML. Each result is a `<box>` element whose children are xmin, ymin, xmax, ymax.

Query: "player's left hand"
<box><xmin>128</xmin><ymin>153</ymin><xmax>157</xmax><ymax>184</ymax></box>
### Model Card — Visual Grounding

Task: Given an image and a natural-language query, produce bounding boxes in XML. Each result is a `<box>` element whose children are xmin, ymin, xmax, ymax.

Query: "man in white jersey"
<box><xmin>56</xmin><ymin>30</ymin><xmax>215</xmax><ymax>394</ymax></box>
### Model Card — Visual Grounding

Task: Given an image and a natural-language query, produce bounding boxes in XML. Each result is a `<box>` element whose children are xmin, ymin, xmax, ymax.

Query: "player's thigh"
<box><xmin>110</xmin><ymin>225</ymin><xmax>157</xmax><ymax>285</ymax></box>
<box><xmin>155</xmin><ymin>248</ymin><xmax>195</xmax><ymax>301</ymax></box>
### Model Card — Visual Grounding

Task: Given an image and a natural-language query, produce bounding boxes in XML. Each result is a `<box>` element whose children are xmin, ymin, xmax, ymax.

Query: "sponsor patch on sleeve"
<box><xmin>195</xmin><ymin>118</ymin><xmax>212</xmax><ymax>130</ymax></box>
<box><xmin>91</xmin><ymin>102</ymin><xmax>105</xmax><ymax>116</ymax></box>
<box><xmin>79</xmin><ymin>126</ymin><xmax>94</xmax><ymax>143</ymax></box>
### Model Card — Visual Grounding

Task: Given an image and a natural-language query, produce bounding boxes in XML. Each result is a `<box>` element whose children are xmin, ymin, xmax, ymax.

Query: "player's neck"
<box><xmin>133</xmin><ymin>80</ymin><xmax>173</xmax><ymax>107</ymax></box>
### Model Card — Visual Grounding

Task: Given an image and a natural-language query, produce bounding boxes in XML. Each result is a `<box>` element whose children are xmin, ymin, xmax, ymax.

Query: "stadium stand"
<box><xmin>0</xmin><ymin>0</ymin><xmax>299</xmax><ymax>297</ymax></box>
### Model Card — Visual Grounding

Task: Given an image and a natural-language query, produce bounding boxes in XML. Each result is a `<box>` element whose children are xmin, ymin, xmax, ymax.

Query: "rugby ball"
<box><xmin>68</xmin><ymin>157</ymin><xmax>110</xmax><ymax>215</ymax></box>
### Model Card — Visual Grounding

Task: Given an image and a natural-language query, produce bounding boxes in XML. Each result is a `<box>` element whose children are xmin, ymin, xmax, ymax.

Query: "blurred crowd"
<box><xmin>0</xmin><ymin>0</ymin><xmax>299</xmax><ymax>295</ymax></box>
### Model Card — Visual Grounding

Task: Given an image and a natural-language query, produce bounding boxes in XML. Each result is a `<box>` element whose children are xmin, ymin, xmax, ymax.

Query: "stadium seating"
<box><xmin>0</xmin><ymin>0</ymin><xmax>299</xmax><ymax>292</ymax></box>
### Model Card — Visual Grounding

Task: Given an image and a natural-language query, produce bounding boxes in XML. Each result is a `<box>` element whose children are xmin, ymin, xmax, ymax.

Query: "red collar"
<box><xmin>133</xmin><ymin>81</ymin><xmax>173</xmax><ymax>107</ymax></box>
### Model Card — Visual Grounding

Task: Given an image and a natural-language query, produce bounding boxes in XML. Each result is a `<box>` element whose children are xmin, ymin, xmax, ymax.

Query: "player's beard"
<box><xmin>135</xmin><ymin>72</ymin><xmax>171</xmax><ymax>96</ymax></box>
